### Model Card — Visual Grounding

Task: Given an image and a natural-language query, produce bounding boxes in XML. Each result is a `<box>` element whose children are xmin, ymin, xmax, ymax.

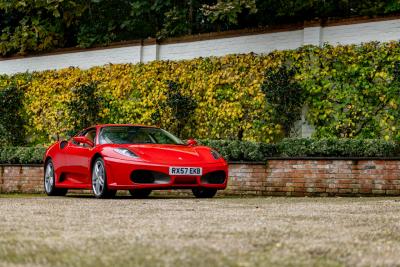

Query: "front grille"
<box><xmin>130</xmin><ymin>170</ymin><xmax>170</xmax><ymax>184</ymax></box>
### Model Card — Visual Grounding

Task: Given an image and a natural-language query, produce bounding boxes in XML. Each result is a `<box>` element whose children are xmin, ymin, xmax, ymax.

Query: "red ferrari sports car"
<box><xmin>44</xmin><ymin>124</ymin><xmax>228</xmax><ymax>198</ymax></box>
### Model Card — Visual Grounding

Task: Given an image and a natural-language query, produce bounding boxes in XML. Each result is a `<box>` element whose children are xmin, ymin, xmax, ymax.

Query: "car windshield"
<box><xmin>99</xmin><ymin>126</ymin><xmax>184</xmax><ymax>145</ymax></box>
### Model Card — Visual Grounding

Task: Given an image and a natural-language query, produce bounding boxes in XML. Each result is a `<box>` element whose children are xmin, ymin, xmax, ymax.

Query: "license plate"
<box><xmin>169</xmin><ymin>167</ymin><xmax>202</xmax><ymax>176</ymax></box>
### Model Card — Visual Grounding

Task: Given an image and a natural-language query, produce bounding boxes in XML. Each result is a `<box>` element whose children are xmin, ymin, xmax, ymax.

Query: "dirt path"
<box><xmin>1</xmin><ymin>195</ymin><xmax>400</xmax><ymax>267</ymax></box>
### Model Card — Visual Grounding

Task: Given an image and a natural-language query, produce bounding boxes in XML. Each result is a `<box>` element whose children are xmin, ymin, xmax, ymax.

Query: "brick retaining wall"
<box><xmin>0</xmin><ymin>165</ymin><xmax>43</xmax><ymax>193</ymax></box>
<box><xmin>1</xmin><ymin>160</ymin><xmax>399</xmax><ymax>196</ymax></box>
<box><xmin>229</xmin><ymin>160</ymin><xmax>400</xmax><ymax>196</ymax></box>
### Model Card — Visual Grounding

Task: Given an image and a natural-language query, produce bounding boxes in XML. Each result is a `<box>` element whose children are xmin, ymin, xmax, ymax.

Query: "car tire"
<box><xmin>192</xmin><ymin>188</ymin><xmax>217</xmax><ymax>198</ymax></box>
<box><xmin>44</xmin><ymin>159</ymin><xmax>68</xmax><ymax>196</ymax></box>
<box><xmin>129</xmin><ymin>189</ymin><xmax>152</xmax><ymax>198</ymax></box>
<box><xmin>92</xmin><ymin>158</ymin><xmax>116</xmax><ymax>199</ymax></box>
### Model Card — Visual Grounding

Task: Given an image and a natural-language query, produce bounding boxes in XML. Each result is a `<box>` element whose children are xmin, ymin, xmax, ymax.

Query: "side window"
<box><xmin>148</xmin><ymin>130</ymin><xmax>169</xmax><ymax>144</ymax></box>
<box><xmin>84</xmin><ymin>129</ymin><xmax>96</xmax><ymax>144</ymax></box>
<box><xmin>73</xmin><ymin>128</ymin><xmax>96</xmax><ymax>147</ymax></box>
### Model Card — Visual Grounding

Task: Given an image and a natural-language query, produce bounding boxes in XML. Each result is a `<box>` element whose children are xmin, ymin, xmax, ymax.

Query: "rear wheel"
<box><xmin>129</xmin><ymin>189</ymin><xmax>152</xmax><ymax>198</ymax></box>
<box><xmin>44</xmin><ymin>159</ymin><xmax>68</xmax><ymax>196</ymax></box>
<box><xmin>92</xmin><ymin>158</ymin><xmax>116</xmax><ymax>199</ymax></box>
<box><xmin>192</xmin><ymin>188</ymin><xmax>217</xmax><ymax>198</ymax></box>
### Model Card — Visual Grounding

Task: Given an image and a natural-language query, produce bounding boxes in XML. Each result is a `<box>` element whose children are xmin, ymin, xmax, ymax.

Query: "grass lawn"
<box><xmin>0</xmin><ymin>195</ymin><xmax>400</xmax><ymax>267</ymax></box>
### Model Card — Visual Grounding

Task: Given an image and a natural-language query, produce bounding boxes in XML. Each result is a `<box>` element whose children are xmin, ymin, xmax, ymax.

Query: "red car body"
<box><xmin>44</xmin><ymin>124</ymin><xmax>228</xmax><ymax>198</ymax></box>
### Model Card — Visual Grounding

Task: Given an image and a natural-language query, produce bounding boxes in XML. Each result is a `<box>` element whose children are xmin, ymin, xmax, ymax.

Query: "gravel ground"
<box><xmin>1</xmin><ymin>194</ymin><xmax>400</xmax><ymax>267</ymax></box>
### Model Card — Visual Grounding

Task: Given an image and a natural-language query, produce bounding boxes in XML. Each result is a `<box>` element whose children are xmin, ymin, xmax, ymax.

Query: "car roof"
<box><xmin>96</xmin><ymin>123</ymin><xmax>157</xmax><ymax>128</ymax></box>
<box><xmin>96</xmin><ymin>124</ymin><xmax>158</xmax><ymax>128</ymax></box>
<box><xmin>82</xmin><ymin>124</ymin><xmax>159</xmax><ymax>132</ymax></box>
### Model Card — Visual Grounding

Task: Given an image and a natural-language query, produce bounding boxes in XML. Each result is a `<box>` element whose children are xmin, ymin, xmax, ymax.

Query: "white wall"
<box><xmin>1</xmin><ymin>18</ymin><xmax>400</xmax><ymax>75</ymax></box>
<box><xmin>159</xmin><ymin>30</ymin><xmax>304</xmax><ymax>60</ymax></box>
<box><xmin>322</xmin><ymin>19</ymin><xmax>400</xmax><ymax>45</ymax></box>
<box><xmin>1</xmin><ymin>46</ymin><xmax>141</xmax><ymax>75</ymax></box>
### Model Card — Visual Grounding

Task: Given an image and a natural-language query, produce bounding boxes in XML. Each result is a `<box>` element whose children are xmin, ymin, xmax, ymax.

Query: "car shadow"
<box><xmin>65</xmin><ymin>194</ymin><xmax>195</xmax><ymax>199</ymax></box>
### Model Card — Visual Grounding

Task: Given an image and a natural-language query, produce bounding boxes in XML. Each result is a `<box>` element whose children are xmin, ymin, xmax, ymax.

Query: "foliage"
<box><xmin>0</xmin><ymin>41</ymin><xmax>400</xmax><ymax>144</ymax></box>
<box><xmin>0</xmin><ymin>146</ymin><xmax>46</xmax><ymax>164</ymax></box>
<box><xmin>276</xmin><ymin>138</ymin><xmax>400</xmax><ymax>157</ymax></box>
<box><xmin>1</xmin><ymin>0</ymin><xmax>400</xmax><ymax>56</ymax></box>
<box><xmin>386</xmin><ymin>0</ymin><xmax>400</xmax><ymax>12</ymax></box>
<box><xmin>199</xmin><ymin>139</ymin><xmax>276</xmax><ymax>161</ymax></box>
<box><xmin>0</xmin><ymin>80</ymin><xmax>26</xmax><ymax>145</ymax></box>
<box><xmin>23</xmin><ymin>68</ymin><xmax>88</xmax><ymax>144</ymax></box>
<box><xmin>201</xmin><ymin>138</ymin><xmax>400</xmax><ymax>160</ymax></box>
<box><xmin>93</xmin><ymin>56</ymin><xmax>276</xmax><ymax>144</ymax></box>
<box><xmin>297</xmin><ymin>43</ymin><xmax>400</xmax><ymax>141</ymax></box>
<box><xmin>162</xmin><ymin>81</ymin><xmax>197</xmax><ymax>138</ymax></box>
<box><xmin>76</xmin><ymin>0</ymin><xmax>168</xmax><ymax>48</ymax></box>
<box><xmin>11</xmin><ymin>55</ymin><xmax>275</xmax><ymax>144</ymax></box>
<box><xmin>0</xmin><ymin>0</ymin><xmax>88</xmax><ymax>55</ymax></box>
<box><xmin>261</xmin><ymin>62</ymin><xmax>304</xmax><ymax>136</ymax></box>
<box><xmin>157</xmin><ymin>6</ymin><xmax>192</xmax><ymax>39</ymax></box>
<box><xmin>201</xmin><ymin>0</ymin><xmax>257</xmax><ymax>25</ymax></box>
<box><xmin>67</xmin><ymin>82</ymin><xmax>102</xmax><ymax>136</ymax></box>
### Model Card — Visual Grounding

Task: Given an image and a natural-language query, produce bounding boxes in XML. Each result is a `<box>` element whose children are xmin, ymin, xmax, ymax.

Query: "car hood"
<box><xmin>119</xmin><ymin>144</ymin><xmax>209</xmax><ymax>164</ymax></box>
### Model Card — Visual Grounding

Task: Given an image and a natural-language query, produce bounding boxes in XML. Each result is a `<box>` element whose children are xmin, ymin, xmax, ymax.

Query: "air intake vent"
<box><xmin>130</xmin><ymin>170</ymin><xmax>170</xmax><ymax>184</ymax></box>
<box><xmin>200</xmin><ymin>171</ymin><xmax>226</xmax><ymax>184</ymax></box>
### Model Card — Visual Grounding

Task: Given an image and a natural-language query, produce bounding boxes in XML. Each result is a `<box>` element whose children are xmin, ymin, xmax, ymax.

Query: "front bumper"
<box><xmin>104</xmin><ymin>157</ymin><xmax>228</xmax><ymax>190</ymax></box>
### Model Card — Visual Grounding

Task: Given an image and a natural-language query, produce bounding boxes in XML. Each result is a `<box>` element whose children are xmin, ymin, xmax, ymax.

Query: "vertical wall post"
<box><xmin>141</xmin><ymin>39</ymin><xmax>159</xmax><ymax>63</ymax></box>
<box><xmin>154</xmin><ymin>42</ymin><xmax>160</xmax><ymax>61</ymax></box>
<box><xmin>303</xmin><ymin>20</ymin><xmax>323</xmax><ymax>46</ymax></box>
<box><xmin>139</xmin><ymin>40</ymin><xmax>144</xmax><ymax>63</ymax></box>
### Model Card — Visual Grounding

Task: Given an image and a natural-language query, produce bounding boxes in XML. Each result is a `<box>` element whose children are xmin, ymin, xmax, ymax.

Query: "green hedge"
<box><xmin>275</xmin><ymin>139</ymin><xmax>400</xmax><ymax>158</ymax></box>
<box><xmin>0</xmin><ymin>147</ymin><xmax>46</xmax><ymax>164</ymax></box>
<box><xmin>200</xmin><ymin>139</ymin><xmax>400</xmax><ymax>161</ymax></box>
<box><xmin>1</xmin><ymin>139</ymin><xmax>398</xmax><ymax>164</ymax></box>
<box><xmin>199</xmin><ymin>139</ymin><xmax>277</xmax><ymax>162</ymax></box>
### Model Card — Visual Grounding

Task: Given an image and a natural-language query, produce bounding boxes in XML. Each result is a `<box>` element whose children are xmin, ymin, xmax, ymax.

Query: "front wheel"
<box><xmin>192</xmin><ymin>188</ymin><xmax>217</xmax><ymax>198</ymax></box>
<box><xmin>92</xmin><ymin>158</ymin><xmax>116</xmax><ymax>199</ymax></box>
<box><xmin>44</xmin><ymin>159</ymin><xmax>68</xmax><ymax>196</ymax></box>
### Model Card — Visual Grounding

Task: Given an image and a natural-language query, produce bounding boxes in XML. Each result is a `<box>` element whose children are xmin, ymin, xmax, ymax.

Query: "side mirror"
<box><xmin>186</xmin><ymin>138</ymin><xmax>198</xmax><ymax>146</ymax></box>
<box><xmin>73</xmin><ymin>136</ymin><xmax>94</xmax><ymax>147</ymax></box>
<box><xmin>60</xmin><ymin>140</ymin><xmax>68</xmax><ymax>149</ymax></box>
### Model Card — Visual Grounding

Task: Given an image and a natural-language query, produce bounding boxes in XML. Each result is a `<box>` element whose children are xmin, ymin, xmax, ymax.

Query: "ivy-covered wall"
<box><xmin>0</xmin><ymin>41</ymin><xmax>399</xmax><ymax>146</ymax></box>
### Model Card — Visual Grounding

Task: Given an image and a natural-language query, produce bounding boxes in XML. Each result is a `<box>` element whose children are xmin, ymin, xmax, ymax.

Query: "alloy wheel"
<box><xmin>44</xmin><ymin>162</ymin><xmax>54</xmax><ymax>193</ymax></box>
<box><xmin>92</xmin><ymin>160</ymin><xmax>105</xmax><ymax>196</ymax></box>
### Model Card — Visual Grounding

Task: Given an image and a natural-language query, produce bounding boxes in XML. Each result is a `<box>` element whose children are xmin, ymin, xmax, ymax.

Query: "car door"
<box><xmin>63</xmin><ymin>128</ymin><xmax>97</xmax><ymax>186</ymax></box>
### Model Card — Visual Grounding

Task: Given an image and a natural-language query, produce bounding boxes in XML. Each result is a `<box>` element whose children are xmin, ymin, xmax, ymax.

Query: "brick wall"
<box><xmin>0</xmin><ymin>165</ymin><xmax>43</xmax><ymax>193</ymax></box>
<box><xmin>228</xmin><ymin>160</ymin><xmax>400</xmax><ymax>196</ymax></box>
<box><xmin>1</xmin><ymin>160</ymin><xmax>400</xmax><ymax>196</ymax></box>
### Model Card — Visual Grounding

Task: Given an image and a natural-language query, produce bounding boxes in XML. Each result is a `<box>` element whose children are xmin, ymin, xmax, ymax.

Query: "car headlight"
<box><xmin>210</xmin><ymin>149</ymin><xmax>221</xmax><ymax>160</ymax></box>
<box><xmin>114</xmin><ymin>148</ymin><xmax>139</xmax><ymax>158</ymax></box>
